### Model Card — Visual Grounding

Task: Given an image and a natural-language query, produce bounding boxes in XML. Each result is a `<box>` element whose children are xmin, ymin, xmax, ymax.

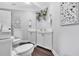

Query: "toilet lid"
<box><xmin>14</xmin><ymin>44</ymin><xmax>33</xmax><ymax>53</ymax></box>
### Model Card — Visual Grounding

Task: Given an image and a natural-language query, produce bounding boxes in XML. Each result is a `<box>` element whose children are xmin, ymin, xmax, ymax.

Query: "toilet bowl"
<box><xmin>13</xmin><ymin>43</ymin><xmax>34</xmax><ymax>56</ymax></box>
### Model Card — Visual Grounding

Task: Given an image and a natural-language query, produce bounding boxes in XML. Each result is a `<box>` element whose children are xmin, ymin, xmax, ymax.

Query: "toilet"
<box><xmin>12</xmin><ymin>43</ymin><xmax>34</xmax><ymax>56</ymax></box>
<box><xmin>11</xmin><ymin>36</ymin><xmax>35</xmax><ymax>56</ymax></box>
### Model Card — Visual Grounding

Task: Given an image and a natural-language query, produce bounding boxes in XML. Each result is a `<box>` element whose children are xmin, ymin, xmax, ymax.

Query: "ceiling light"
<box><xmin>25</xmin><ymin>2</ymin><xmax>31</xmax><ymax>4</ymax></box>
<box><xmin>12</xmin><ymin>3</ymin><xmax>16</xmax><ymax>6</ymax></box>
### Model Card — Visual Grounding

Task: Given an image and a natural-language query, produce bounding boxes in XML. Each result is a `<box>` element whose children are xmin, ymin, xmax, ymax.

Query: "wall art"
<box><xmin>60</xmin><ymin>2</ymin><xmax>79</xmax><ymax>25</ymax></box>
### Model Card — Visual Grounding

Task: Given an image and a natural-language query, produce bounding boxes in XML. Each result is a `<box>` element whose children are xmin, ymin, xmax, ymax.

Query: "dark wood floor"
<box><xmin>32</xmin><ymin>46</ymin><xmax>54</xmax><ymax>56</ymax></box>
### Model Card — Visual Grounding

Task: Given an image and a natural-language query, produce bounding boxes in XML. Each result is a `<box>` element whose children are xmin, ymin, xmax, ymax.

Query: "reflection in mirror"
<box><xmin>0</xmin><ymin>10</ymin><xmax>11</xmax><ymax>39</ymax></box>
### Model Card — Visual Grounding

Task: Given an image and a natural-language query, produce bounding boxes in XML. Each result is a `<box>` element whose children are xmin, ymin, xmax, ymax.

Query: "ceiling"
<box><xmin>0</xmin><ymin>2</ymin><xmax>50</xmax><ymax>11</ymax></box>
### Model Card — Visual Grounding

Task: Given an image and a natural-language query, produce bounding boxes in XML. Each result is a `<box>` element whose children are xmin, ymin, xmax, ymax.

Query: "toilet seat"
<box><xmin>14</xmin><ymin>44</ymin><xmax>34</xmax><ymax>54</ymax></box>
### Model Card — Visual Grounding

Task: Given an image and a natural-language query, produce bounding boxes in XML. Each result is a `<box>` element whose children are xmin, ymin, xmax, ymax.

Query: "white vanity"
<box><xmin>0</xmin><ymin>32</ymin><xmax>12</xmax><ymax>56</ymax></box>
<box><xmin>27</xmin><ymin>28</ymin><xmax>53</xmax><ymax>50</ymax></box>
<box><xmin>37</xmin><ymin>29</ymin><xmax>53</xmax><ymax>50</ymax></box>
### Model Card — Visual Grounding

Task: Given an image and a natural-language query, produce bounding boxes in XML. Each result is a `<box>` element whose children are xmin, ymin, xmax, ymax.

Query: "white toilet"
<box><xmin>11</xmin><ymin>36</ymin><xmax>35</xmax><ymax>56</ymax></box>
<box><xmin>12</xmin><ymin>43</ymin><xmax>34</xmax><ymax>56</ymax></box>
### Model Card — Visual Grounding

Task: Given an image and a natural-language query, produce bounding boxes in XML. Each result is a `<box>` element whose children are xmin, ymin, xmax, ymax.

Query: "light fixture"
<box><xmin>11</xmin><ymin>3</ymin><xmax>16</xmax><ymax>6</ymax></box>
<box><xmin>25</xmin><ymin>2</ymin><xmax>31</xmax><ymax>4</ymax></box>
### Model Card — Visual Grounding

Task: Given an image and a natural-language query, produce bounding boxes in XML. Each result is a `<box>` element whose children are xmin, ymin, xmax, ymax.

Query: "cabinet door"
<box><xmin>28</xmin><ymin>32</ymin><xmax>36</xmax><ymax>44</ymax></box>
<box><xmin>43</xmin><ymin>33</ymin><xmax>52</xmax><ymax>49</ymax></box>
<box><xmin>0</xmin><ymin>39</ymin><xmax>12</xmax><ymax>56</ymax></box>
<box><xmin>37</xmin><ymin>33</ymin><xmax>53</xmax><ymax>49</ymax></box>
<box><xmin>37</xmin><ymin>33</ymin><xmax>44</xmax><ymax>47</ymax></box>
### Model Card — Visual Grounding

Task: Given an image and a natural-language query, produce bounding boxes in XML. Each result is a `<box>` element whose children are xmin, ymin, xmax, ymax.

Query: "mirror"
<box><xmin>0</xmin><ymin>10</ymin><xmax>11</xmax><ymax>38</ymax></box>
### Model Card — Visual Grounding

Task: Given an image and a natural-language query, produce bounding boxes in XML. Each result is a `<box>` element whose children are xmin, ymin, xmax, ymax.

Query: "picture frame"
<box><xmin>60</xmin><ymin>2</ymin><xmax>79</xmax><ymax>26</ymax></box>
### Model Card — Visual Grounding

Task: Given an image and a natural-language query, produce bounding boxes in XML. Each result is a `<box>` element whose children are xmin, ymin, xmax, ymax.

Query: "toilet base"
<box><xmin>12</xmin><ymin>44</ymin><xmax>35</xmax><ymax>56</ymax></box>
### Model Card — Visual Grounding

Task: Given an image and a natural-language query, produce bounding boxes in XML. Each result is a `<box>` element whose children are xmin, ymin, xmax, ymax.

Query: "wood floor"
<box><xmin>32</xmin><ymin>46</ymin><xmax>54</xmax><ymax>56</ymax></box>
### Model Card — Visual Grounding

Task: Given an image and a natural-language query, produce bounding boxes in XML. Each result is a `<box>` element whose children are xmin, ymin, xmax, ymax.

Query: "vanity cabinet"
<box><xmin>0</xmin><ymin>38</ymin><xmax>12</xmax><ymax>56</ymax></box>
<box><xmin>37</xmin><ymin>32</ymin><xmax>53</xmax><ymax>49</ymax></box>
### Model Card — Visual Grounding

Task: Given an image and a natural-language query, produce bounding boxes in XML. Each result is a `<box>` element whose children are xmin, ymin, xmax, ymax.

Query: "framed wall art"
<box><xmin>60</xmin><ymin>2</ymin><xmax>79</xmax><ymax>26</ymax></box>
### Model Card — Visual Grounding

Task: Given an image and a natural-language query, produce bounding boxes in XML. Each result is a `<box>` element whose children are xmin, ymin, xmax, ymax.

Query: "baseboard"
<box><xmin>52</xmin><ymin>49</ymin><xmax>59</xmax><ymax>56</ymax></box>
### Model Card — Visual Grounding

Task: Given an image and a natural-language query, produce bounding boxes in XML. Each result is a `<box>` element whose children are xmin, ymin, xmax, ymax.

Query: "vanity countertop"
<box><xmin>27</xmin><ymin>28</ymin><xmax>53</xmax><ymax>33</ymax></box>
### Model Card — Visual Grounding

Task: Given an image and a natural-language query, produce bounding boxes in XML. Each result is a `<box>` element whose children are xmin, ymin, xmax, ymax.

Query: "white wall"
<box><xmin>49</xmin><ymin>2</ymin><xmax>79</xmax><ymax>56</ymax></box>
<box><xmin>12</xmin><ymin>10</ymin><xmax>37</xmax><ymax>44</ymax></box>
<box><xmin>12</xmin><ymin>10</ymin><xmax>25</xmax><ymax>39</ymax></box>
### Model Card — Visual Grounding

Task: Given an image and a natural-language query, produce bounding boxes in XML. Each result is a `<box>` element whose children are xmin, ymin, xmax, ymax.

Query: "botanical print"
<box><xmin>60</xmin><ymin>2</ymin><xmax>79</xmax><ymax>25</ymax></box>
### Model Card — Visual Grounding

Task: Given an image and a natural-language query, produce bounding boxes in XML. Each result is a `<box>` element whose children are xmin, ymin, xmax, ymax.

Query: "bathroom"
<box><xmin>0</xmin><ymin>2</ymin><xmax>53</xmax><ymax>56</ymax></box>
<box><xmin>0</xmin><ymin>2</ymin><xmax>79</xmax><ymax>56</ymax></box>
